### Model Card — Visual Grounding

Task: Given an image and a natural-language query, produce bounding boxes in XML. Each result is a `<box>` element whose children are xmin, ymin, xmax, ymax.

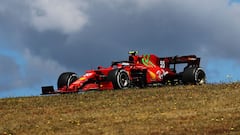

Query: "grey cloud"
<box><xmin>26</xmin><ymin>0</ymin><xmax>240</xmax><ymax>68</ymax></box>
<box><xmin>0</xmin><ymin>55</ymin><xmax>22</xmax><ymax>90</ymax></box>
<box><xmin>28</xmin><ymin>0</ymin><xmax>88</xmax><ymax>34</ymax></box>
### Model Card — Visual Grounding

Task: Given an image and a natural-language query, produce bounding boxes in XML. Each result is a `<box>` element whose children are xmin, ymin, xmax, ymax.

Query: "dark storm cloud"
<box><xmin>0</xmin><ymin>0</ymin><xmax>240</xmax><ymax>92</ymax></box>
<box><xmin>22</xmin><ymin>0</ymin><xmax>240</xmax><ymax>67</ymax></box>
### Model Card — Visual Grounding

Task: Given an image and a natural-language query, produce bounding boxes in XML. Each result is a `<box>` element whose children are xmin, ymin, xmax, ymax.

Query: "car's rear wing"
<box><xmin>128</xmin><ymin>52</ymin><xmax>201</xmax><ymax>69</ymax></box>
<box><xmin>158</xmin><ymin>55</ymin><xmax>201</xmax><ymax>70</ymax></box>
<box><xmin>159</xmin><ymin>55</ymin><xmax>200</xmax><ymax>65</ymax></box>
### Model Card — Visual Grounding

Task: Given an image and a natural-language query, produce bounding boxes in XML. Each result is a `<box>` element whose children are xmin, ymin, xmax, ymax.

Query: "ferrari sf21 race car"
<box><xmin>42</xmin><ymin>51</ymin><xmax>206</xmax><ymax>95</ymax></box>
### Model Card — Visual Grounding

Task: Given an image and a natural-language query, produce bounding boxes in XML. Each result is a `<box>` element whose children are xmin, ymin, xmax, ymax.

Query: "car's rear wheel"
<box><xmin>57</xmin><ymin>72</ymin><xmax>78</xmax><ymax>89</ymax></box>
<box><xmin>182</xmin><ymin>67</ymin><xmax>206</xmax><ymax>85</ymax></box>
<box><xmin>108</xmin><ymin>69</ymin><xmax>130</xmax><ymax>89</ymax></box>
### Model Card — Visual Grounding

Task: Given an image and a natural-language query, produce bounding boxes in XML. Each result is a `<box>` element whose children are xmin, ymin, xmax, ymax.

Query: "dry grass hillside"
<box><xmin>1</xmin><ymin>83</ymin><xmax>240</xmax><ymax>135</ymax></box>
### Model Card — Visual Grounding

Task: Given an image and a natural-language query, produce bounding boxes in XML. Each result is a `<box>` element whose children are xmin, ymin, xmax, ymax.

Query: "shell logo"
<box><xmin>79</xmin><ymin>77</ymin><xmax>86</xmax><ymax>81</ymax></box>
<box><xmin>148</xmin><ymin>71</ymin><xmax>156</xmax><ymax>80</ymax></box>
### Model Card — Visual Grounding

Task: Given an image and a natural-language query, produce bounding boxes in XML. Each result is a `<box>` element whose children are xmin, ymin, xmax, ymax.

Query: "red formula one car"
<box><xmin>42</xmin><ymin>51</ymin><xmax>206</xmax><ymax>94</ymax></box>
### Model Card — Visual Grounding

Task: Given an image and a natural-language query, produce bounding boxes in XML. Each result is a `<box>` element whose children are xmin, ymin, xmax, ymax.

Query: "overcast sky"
<box><xmin>0</xmin><ymin>0</ymin><xmax>240</xmax><ymax>98</ymax></box>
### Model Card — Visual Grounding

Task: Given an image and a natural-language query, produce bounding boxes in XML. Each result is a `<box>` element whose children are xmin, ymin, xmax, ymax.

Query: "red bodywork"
<box><xmin>41</xmin><ymin>52</ymin><xmax>204</xmax><ymax>95</ymax></box>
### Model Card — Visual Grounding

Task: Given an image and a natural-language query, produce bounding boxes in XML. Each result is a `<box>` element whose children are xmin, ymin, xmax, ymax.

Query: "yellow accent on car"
<box><xmin>79</xmin><ymin>77</ymin><xmax>86</xmax><ymax>81</ymax></box>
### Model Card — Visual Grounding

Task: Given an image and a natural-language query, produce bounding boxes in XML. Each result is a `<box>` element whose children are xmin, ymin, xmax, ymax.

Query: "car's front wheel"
<box><xmin>57</xmin><ymin>72</ymin><xmax>78</xmax><ymax>89</ymax></box>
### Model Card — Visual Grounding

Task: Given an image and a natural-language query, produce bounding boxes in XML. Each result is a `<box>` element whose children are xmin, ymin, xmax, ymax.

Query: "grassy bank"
<box><xmin>0</xmin><ymin>83</ymin><xmax>240</xmax><ymax>135</ymax></box>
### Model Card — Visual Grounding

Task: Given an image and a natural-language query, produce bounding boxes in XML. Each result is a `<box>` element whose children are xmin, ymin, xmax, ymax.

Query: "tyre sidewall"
<box><xmin>58</xmin><ymin>72</ymin><xmax>78</xmax><ymax>89</ymax></box>
<box><xmin>116</xmin><ymin>69</ymin><xmax>130</xmax><ymax>89</ymax></box>
<box><xmin>182</xmin><ymin>67</ymin><xmax>206</xmax><ymax>85</ymax></box>
<box><xmin>67</xmin><ymin>73</ymin><xmax>78</xmax><ymax>87</ymax></box>
<box><xmin>195</xmin><ymin>68</ymin><xmax>206</xmax><ymax>85</ymax></box>
<box><xmin>108</xmin><ymin>69</ymin><xmax>130</xmax><ymax>89</ymax></box>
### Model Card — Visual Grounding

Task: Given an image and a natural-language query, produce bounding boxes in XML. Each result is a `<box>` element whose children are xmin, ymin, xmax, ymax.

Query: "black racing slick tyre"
<box><xmin>108</xmin><ymin>69</ymin><xmax>130</xmax><ymax>89</ymax></box>
<box><xmin>57</xmin><ymin>72</ymin><xmax>78</xmax><ymax>89</ymax></box>
<box><xmin>182</xmin><ymin>67</ymin><xmax>206</xmax><ymax>85</ymax></box>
